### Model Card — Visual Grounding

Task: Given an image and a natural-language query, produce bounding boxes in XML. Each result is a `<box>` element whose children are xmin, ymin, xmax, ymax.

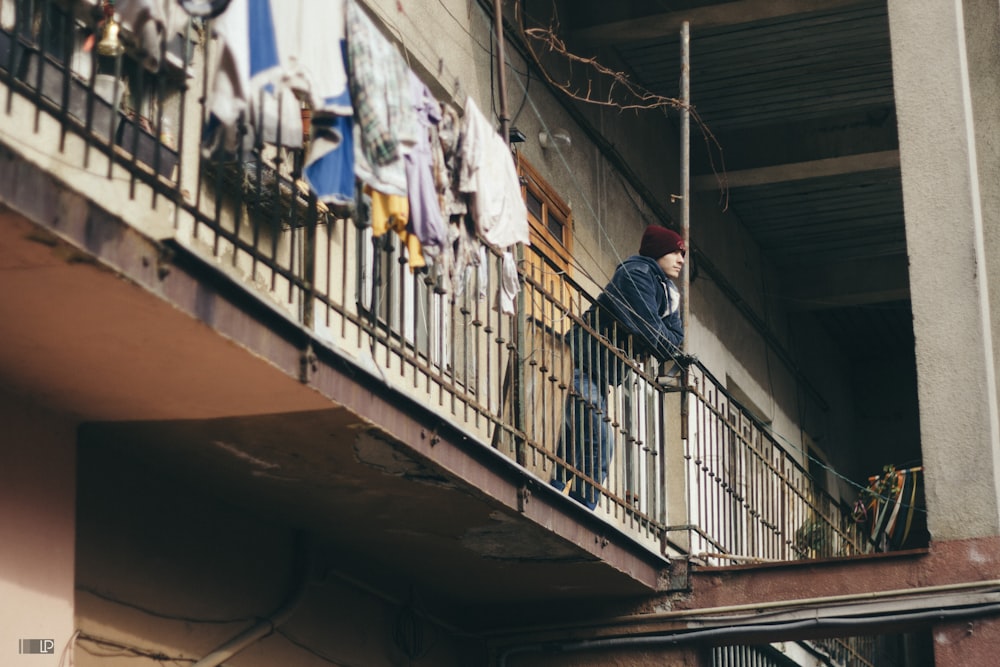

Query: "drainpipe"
<box><xmin>192</xmin><ymin>534</ymin><xmax>313</xmax><ymax>667</ymax></box>
<box><xmin>492</xmin><ymin>0</ymin><xmax>527</xmax><ymax>463</ymax></box>
<box><xmin>493</xmin><ymin>0</ymin><xmax>511</xmax><ymax>145</ymax></box>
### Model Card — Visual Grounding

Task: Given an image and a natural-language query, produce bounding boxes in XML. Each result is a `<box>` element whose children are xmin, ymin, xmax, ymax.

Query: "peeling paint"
<box><xmin>353</xmin><ymin>430</ymin><xmax>455</xmax><ymax>489</ymax></box>
<box><xmin>968</xmin><ymin>545</ymin><xmax>988</xmax><ymax>564</ymax></box>
<box><xmin>461</xmin><ymin>512</ymin><xmax>584</xmax><ymax>561</ymax></box>
<box><xmin>210</xmin><ymin>440</ymin><xmax>280</xmax><ymax>471</ymax></box>
<box><xmin>249</xmin><ymin>469</ymin><xmax>299</xmax><ymax>482</ymax></box>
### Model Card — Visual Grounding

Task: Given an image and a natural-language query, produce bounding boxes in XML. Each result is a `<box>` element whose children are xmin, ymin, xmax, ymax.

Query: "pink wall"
<box><xmin>0</xmin><ymin>392</ymin><xmax>76</xmax><ymax>666</ymax></box>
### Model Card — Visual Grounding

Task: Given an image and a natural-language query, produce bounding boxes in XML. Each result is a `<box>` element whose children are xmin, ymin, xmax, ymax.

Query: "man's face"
<box><xmin>657</xmin><ymin>250</ymin><xmax>685</xmax><ymax>279</ymax></box>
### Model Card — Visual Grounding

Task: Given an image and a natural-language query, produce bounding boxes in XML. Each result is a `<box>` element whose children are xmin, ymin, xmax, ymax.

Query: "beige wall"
<box><xmin>962</xmin><ymin>0</ymin><xmax>1000</xmax><ymax>421</ymax></box>
<box><xmin>0</xmin><ymin>391</ymin><xmax>76</xmax><ymax>666</ymax></box>
<box><xmin>889</xmin><ymin>0</ymin><xmax>1000</xmax><ymax>539</ymax></box>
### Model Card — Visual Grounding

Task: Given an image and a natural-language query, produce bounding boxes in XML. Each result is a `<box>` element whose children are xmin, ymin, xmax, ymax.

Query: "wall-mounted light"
<box><xmin>509</xmin><ymin>126</ymin><xmax>527</xmax><ymax>144</ymax></box>
<box><xmin>538</xmin><ymin>128</ymin><xmax>571</xmax><ymax>150</ymax></box>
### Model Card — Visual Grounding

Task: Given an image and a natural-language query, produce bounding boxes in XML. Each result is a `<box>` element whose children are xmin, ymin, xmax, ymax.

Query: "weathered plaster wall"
<box><xmin>888</xmin><ymin>0</ymin><xmax>1000</xmax><ymax>539</ymax></box>
<box><xmin>0</xmin><ymin>390</ymin><xmax>76</xmax><ymax>667</ymax></box>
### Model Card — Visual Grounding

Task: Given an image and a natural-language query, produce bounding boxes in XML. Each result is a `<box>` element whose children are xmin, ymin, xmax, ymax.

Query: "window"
<box><xmin>518</xmin><ymin>155</ymin><xmax>574</xmax><ymax>334</ymax></box>
<box><xmin>518</xmin><ymin>155</ymin><xmax>572</xmax><ymax>275</ymax></box>
<box><xmin>515</xmin><ymin>155</ymin><xmax>576</xmax><ymax>469</ymax></box>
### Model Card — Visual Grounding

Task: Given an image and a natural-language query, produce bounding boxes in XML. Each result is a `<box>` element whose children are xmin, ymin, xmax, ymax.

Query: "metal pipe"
<box><xmin>679</xmin><ymin>21</ymin><xmax>690</xmax><ymax>350</ymax></box>
<box><xmin>490</xmin><ymin>1</ymin><xmax>524</xmax><ymax>488</ymax></box>
<box><xmin>493</xmin><ymin>0</ymin><xmax>510</xmax><ymax>144</ymax></box>
<box><xmin>192</xmin><ymin>536</ymin><xmax>313</xmax><ymax>667</ymax></box>
<box><xmin>488</xmin><ymin>579</ymin><xmax>1000</xmax><ymax>641</ymax></box>
<box><xmin>497</xmin><ymin>597</ymin><xmax>1000</xmax><ymax>666</ymax></box>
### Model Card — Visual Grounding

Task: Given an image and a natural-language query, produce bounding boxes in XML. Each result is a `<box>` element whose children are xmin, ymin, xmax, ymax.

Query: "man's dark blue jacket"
<box><xmin>567</xmin><ymin>255</ymin><xmax>684</xmax><ymax>384</ymax></box>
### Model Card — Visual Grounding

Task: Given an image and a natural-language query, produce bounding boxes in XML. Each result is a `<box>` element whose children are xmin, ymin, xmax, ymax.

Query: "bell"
<box><xmin>96</xmin><ymin>17</ymin><xmax>124</xmax><ymax>58</ymax></box>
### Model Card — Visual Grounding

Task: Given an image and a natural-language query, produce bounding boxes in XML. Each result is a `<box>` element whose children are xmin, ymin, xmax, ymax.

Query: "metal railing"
<box><xmin>0</xmin><ymin>0</ymin><xmax>865</xmax><ymax>563</ymax></box>
<box><xmin>713</xmin><ymin>637</ymin><xmax>878</xmax><ymax>667</ymax></box>
<box><xmin>681</xmin><ymin>362</ymin><xmax>866</xmax><ymax>563</ymax></box>
<box><xmin>811</xmin><ymin>636</ymin><xmax>879</xmax><ymax>667</ymax></box>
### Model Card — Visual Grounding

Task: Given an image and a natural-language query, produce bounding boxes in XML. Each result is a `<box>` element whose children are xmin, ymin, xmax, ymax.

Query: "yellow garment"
<box><xmin>366</xmin><ymin>185</ymin><xmax>426</xmax><ymax>271</ymax></box>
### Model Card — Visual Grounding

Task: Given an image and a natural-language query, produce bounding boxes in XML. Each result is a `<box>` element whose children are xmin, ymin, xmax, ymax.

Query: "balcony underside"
<box><xmin>0</xmin><ymin>149</ymin><xmax>673</xmax><ymax>632</ymax></box>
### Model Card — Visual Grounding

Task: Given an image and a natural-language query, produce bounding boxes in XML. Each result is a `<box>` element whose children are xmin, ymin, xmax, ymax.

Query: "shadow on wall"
<box><xmin>73</xmin><ymin>439</ymin><xmax>481</xmax><ymax>666</ymax></box>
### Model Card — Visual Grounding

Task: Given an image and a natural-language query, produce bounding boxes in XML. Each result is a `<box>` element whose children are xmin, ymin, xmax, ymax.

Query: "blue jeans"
<box><xmin>551</xmin><ymin>367</ymin><xmax>612</xmax><ymax>509</ymax></box>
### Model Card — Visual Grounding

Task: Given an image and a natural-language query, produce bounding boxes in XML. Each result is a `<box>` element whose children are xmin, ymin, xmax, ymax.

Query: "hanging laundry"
<box><xmin>346</xmin><ymin>0</ymin><xmax>417</xmax><ymax>196</ymax></box>
<box><xmin>268</xmin><ymin>0</ymin><xmax>350</xmax><ymax>115</ymax></box>
<box><xmin>434</xmin><ymin>104</ymin><xmax>467</xmax><ymax>220</ymax></box>
<box><xmin>451</xmin><ymin>240</ymin><xmax>488</xmax><ymax>306</ymax></box>
<box><xmin>200</xmin><ymin>0</ymin><xmax>356</xmax><ymax>205</ymax></box>
<box><xmin>203</xmin><ymin>0</ymin><xmax>301</xmax><ymax>156</ymax></box>
<box><xmin>298</xmin><ymin>13</ymin><xmax>354</xmax><ymax>207</ymax></box>
<box><xmin>854</xmin><ymin>465</ymin><xmax>925</xmax><ymax>552</ymax></box>
<box><xmin>423</xmin><ymin>102</ymin><xmax>470</xmax><ymax>297</ymax></box>
<box><xmin>458</xmin><ymin>97</ymin><xmax>529</xmax><ymax>250</ymax></box>
<box><xmin>497</xmin><ymin>250</ymin><xmax>520</xmax><ymax>315</ymax></box>
<box><xmin>427</xmin><ymin>212</ymin><xmax>474</xmax><ymax>299</ymax></box>
<box><xmin>303</xmin><ymin>112</ymin><xmax>355</xmax><ymax>207</ymax></box>
<box><xmin>0</xmin><ymin>0</ymin><xmax>14</xmax><ymax>31</ymax></box>
<box><xmin>203</xmin><ymin>0</ymin><xmax>351</xmax><ymax>159</ymax></box>
<box><xmin>366</xmin><ymin>185</ymin><xmax>426</xmax><ymax>272</ymax></box>
<box><xmin>404</xmin><ymin>70</ymin><xmax>447</xmax><ymax>258</ymax></box>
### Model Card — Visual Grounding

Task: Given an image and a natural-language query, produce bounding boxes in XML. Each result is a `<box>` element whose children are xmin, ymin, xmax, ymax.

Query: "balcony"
<box><xmin>0</xmin><ymin>0</ymin><xmax>870</xmax><ymax>591</ymax></box>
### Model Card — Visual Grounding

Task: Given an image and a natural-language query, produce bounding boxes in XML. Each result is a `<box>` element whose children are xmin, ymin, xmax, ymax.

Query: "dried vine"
<box><xmin>513</xmin><ymin>0</ymin><xmax>728</xmax><ymax>208</ymax></box>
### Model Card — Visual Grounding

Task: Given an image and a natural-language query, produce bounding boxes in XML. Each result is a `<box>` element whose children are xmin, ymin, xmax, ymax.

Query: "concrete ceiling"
<box><xmin>560</xmin><ymin>0</ymin><xmax>912</xmax><ymax>361</ymax></box>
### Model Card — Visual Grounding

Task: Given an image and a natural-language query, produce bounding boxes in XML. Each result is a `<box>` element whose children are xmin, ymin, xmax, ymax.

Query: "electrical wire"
<box><xmin>75</xmin><ymin>631</ymin><xmax>196</xmax><ymax>664</ymax></box>
<box><xmin>76</xmin><ymin>586</ymin><xmax>259</xmax><ymax>624</ymax></box>
<box><xmin>276</xmin><ymin>628</ymin><xmax>357</xmax><ymax>666</ymax></box>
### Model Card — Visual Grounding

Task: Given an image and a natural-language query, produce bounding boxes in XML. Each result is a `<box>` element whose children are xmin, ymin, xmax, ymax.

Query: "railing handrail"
<box><xmin>683</xmin><ymin>359</ymin><xmax>865</xmax><ymax>560</ymax></box>
<box><xmin>687</xmin><ymin>356</ymin><xmax>843</xmax><ymax>515</ymax></box>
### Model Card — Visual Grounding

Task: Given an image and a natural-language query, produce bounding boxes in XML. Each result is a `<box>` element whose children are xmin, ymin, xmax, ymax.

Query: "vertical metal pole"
<box><xmin>680</xmin><ymin>21</ymin><xmax>691</xmax><ymax>351</ymax></box>
<box><xmin>493</xmin><ymin>0</ymin><xmax>510</xmax><ymax>145</ymax></box>
<box><xmin>492</xmin><ymin>1</ymin><xmax>524</xmax><ymax>462</ymax></box>
<box><xmin>675</xmin><ymin>20</ymin><xmax>692</xmax><ymax>555</ymax></box>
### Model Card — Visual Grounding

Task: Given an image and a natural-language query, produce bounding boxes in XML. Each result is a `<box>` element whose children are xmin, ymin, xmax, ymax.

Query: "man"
<box><xmin>551</xmin><ymin>225</ymin><xmax>686</xmax><ymax>509</ymax></box>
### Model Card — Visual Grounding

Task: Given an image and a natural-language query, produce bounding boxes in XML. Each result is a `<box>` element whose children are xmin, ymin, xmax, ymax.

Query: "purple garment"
<box><xmin>403</xmin><ymin>71</ymin><xmax>447</xmax><ymax>254</ymax></box>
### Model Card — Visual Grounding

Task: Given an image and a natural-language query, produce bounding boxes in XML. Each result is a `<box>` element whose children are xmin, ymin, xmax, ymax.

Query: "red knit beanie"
<box><xmin>639</xmin><ymin>226</ymin><xmax>686</xmax><ymax>258</ymax></box>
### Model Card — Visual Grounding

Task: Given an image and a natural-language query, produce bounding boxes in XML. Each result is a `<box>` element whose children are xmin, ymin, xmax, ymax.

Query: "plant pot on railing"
<box><xmin>115</xmin><ymin>113</ymin><xmax>179</xmax><ymax>179</ymax></box>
